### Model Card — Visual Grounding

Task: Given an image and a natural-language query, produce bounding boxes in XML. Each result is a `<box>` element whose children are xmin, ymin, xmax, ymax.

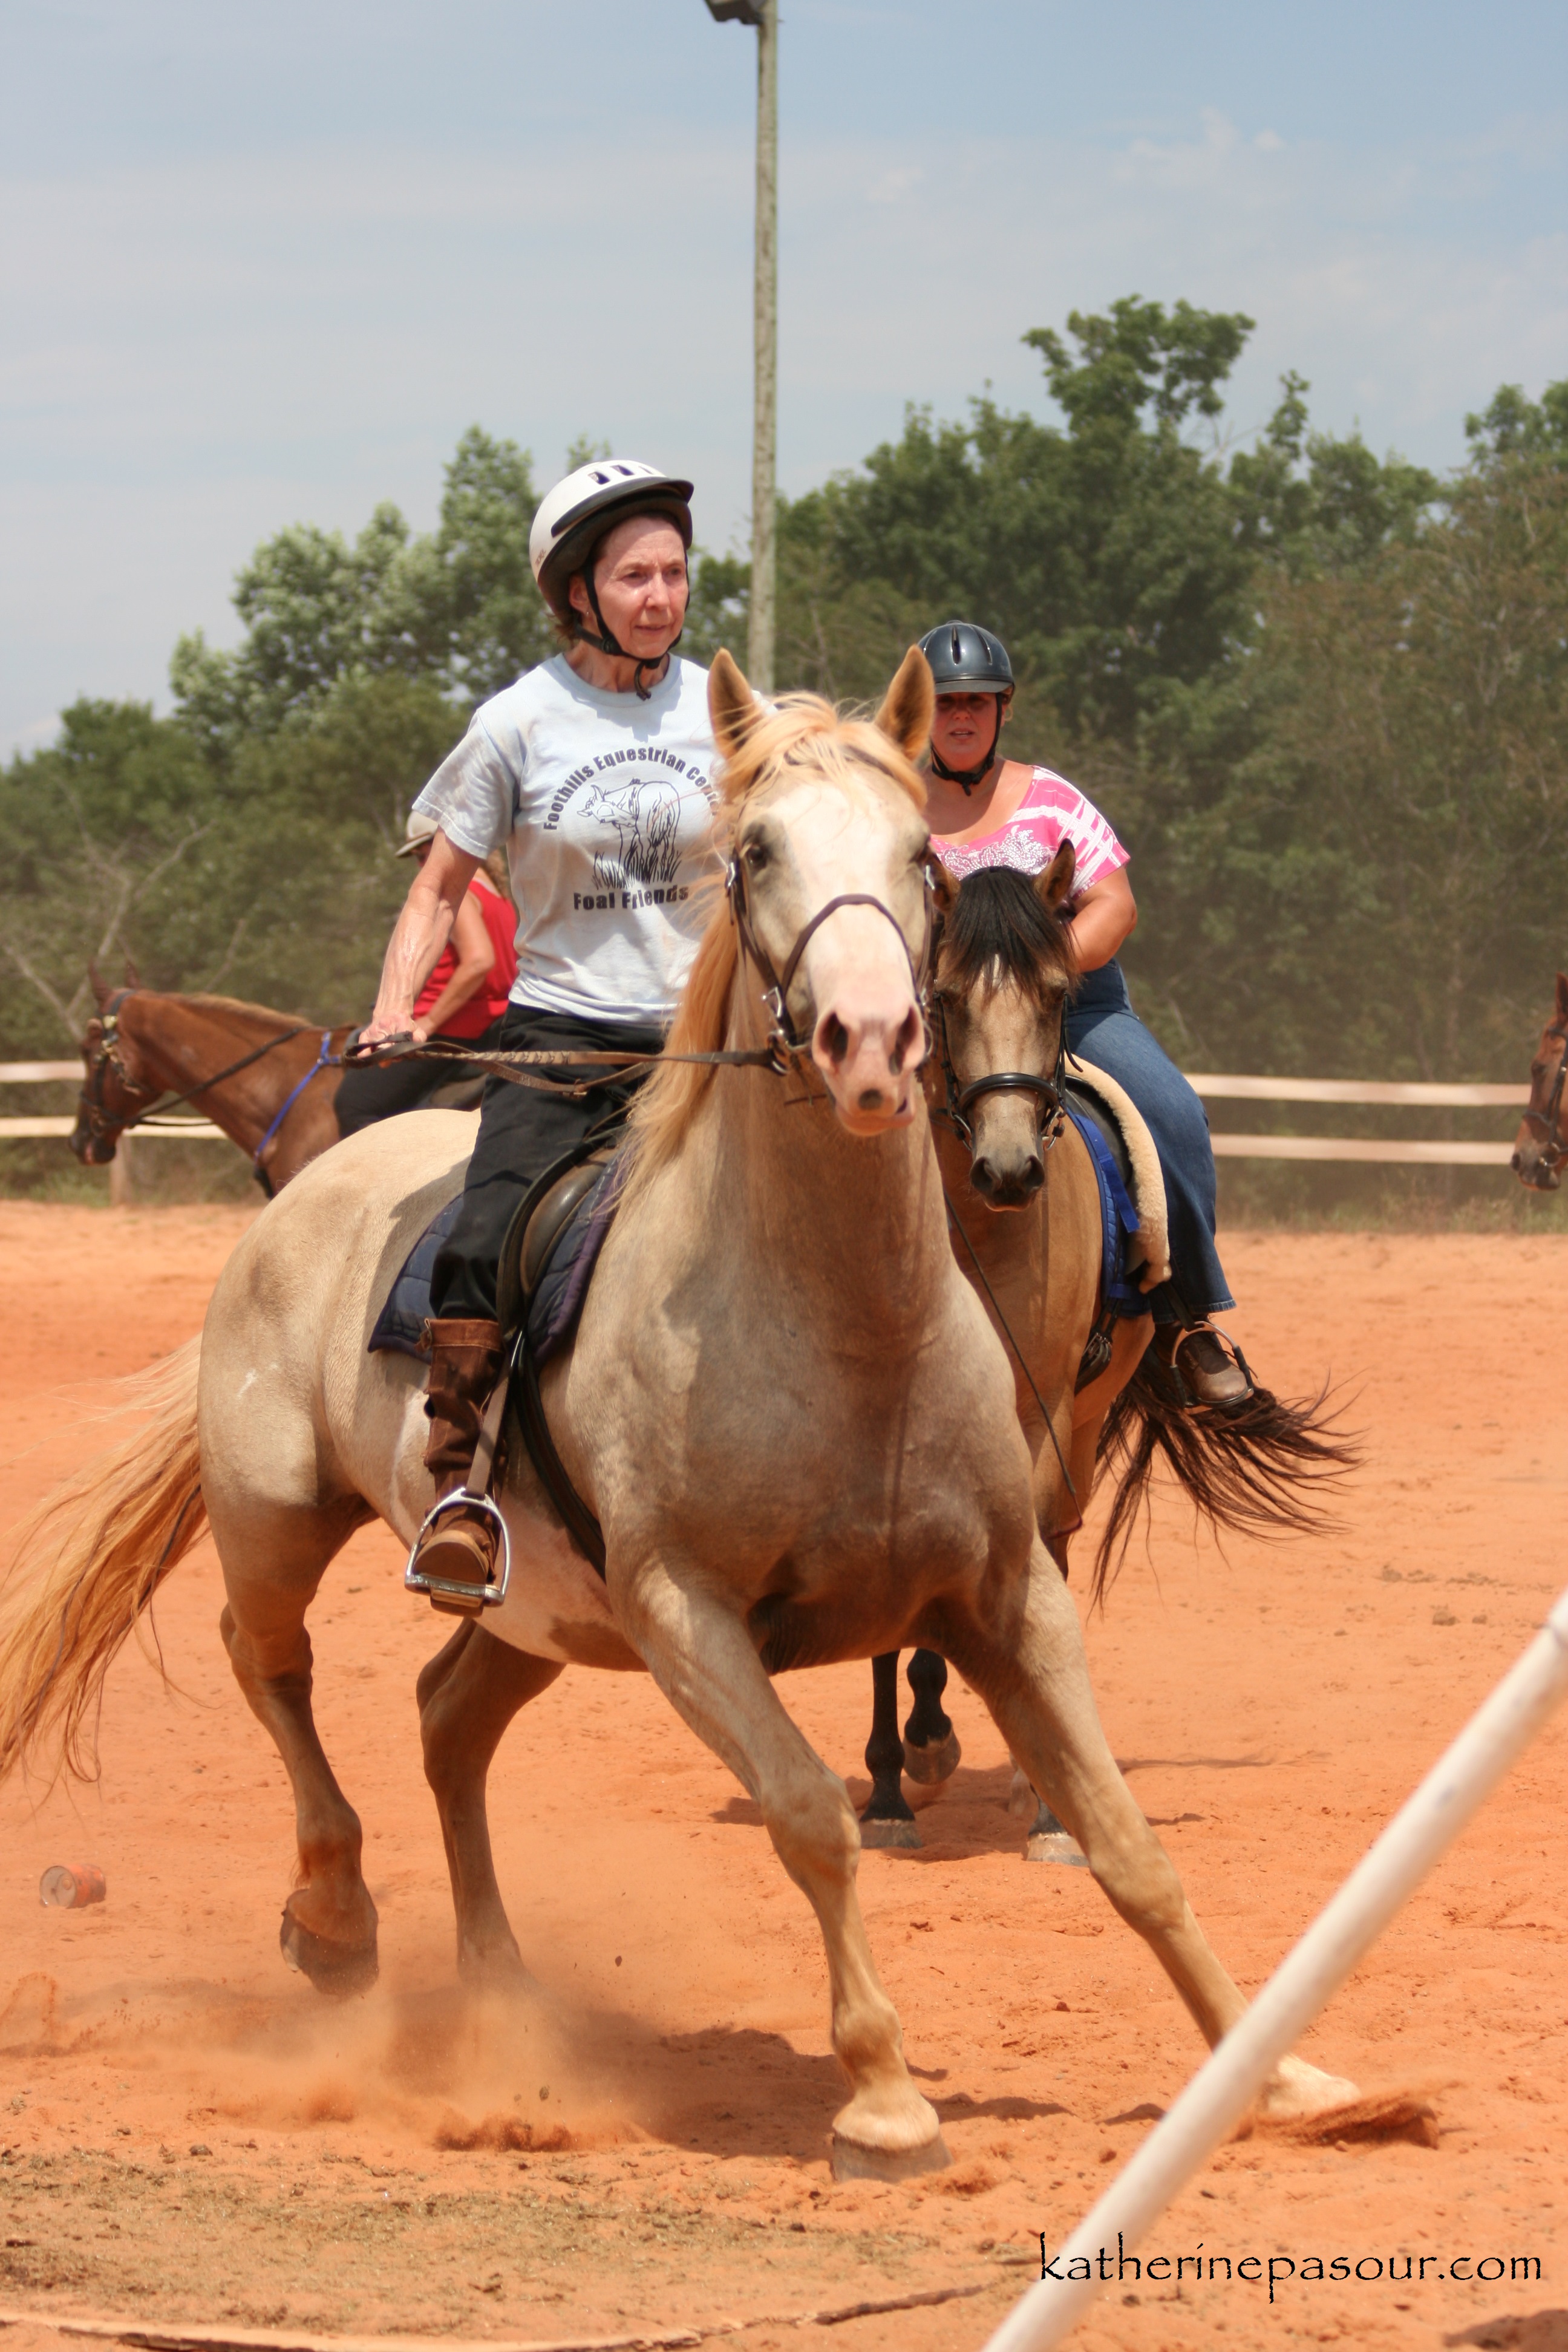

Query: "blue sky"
<box><xmin>2</xmin><ymin>0</ymin><xmax>1565</xmax><ymax>754</ymax></box>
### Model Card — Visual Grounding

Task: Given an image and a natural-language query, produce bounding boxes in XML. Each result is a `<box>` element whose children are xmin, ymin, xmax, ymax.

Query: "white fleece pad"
<box><xmin>1066</xmin><ymin>1055</ymin><xmax>1170</xmax><ymax>1293</ymax></box>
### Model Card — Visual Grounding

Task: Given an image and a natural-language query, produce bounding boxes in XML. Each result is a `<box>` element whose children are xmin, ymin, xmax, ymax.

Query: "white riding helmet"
<box><xmin>529</xmin><ymin>458</ymin><xmax>694</xmax><ymax>624</ymax></box>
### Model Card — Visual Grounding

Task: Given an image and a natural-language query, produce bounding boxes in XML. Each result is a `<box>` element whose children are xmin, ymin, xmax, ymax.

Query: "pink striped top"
<box><xmin>932</xmin><ymin>766</ymin><xmax>1128</xmax><ymax>898</ymax></box>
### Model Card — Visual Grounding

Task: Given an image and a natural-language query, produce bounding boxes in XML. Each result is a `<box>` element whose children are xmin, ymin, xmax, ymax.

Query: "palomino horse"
<box><xmin>861</xmin><ymin>860</ymin><xmax>1354</xmax><ymax>1844</ymax></box>
<box><xmin>1511</xmin><ymin>972</ymin><xmax>1568</xmax><ymax>1191</ymax></box>
<box><xmin>0</xmin><ymin>651</ymin><xmax>1356</xmax><ymax>2172</ymax></box>
<box><xmin>73</xmin><ymin>974</ymin><xmax>353</xmax><ymax>1194</ymax></box>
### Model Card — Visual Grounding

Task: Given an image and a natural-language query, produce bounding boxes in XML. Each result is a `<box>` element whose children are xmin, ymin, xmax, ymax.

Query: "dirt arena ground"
<box><xmin>1</xmin><ymin>1201</ymin><xmax>1564</xmax><ymax>2352</ymax></box>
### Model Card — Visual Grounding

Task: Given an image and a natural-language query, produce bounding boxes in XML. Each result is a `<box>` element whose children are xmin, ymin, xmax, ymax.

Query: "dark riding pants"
<box><xmin>428</xmin><ymin>1004</ymin><xmax>665</xmax><ymax>1323</ymax></box>
<box><xmin>1065</xmin><ymin>960</ymin><xmax>1234</xmax><ymax>1326</ymax></box>
<box><xmin>333</xmin><ymin>1019</ymin><xmax>506</xmax><ymax>1137</ymax></box>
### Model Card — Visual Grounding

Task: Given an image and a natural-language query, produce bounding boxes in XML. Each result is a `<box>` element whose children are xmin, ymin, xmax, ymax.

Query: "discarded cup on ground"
<box><xmin>39</xmin><ymin>1864</ymin><xmax>105</xmax><ymax>1909</ymax></box>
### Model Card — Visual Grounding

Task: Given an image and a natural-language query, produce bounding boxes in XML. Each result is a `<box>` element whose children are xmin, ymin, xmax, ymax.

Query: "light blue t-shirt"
<box><xmin>414</xmin><ymin>654</ymin><xmax>719</xmax><ymax>1025</ymax></box>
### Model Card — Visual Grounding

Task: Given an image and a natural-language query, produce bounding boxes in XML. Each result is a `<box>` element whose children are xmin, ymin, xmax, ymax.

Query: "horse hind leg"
<box><xmin>902</xmin><ymin>1648</ymin><xmax>961</xmax><ymax>1785</ymax></box>
<box><xmin>217</xmin><ymin>1495</ymin><xmax>381</xmax><ymax>1995</ymax></box>
<box><xmin>932</xmin><ymin>1543</ymin><xmax>1359</xmax><ymax>2122</ymax></box>
<box><xmin>859</xmin><ymin>1652</ymin><xmax>920</xmax><ymax>1849</ymax></box>
<box><xmin>417</xmin><ymin>1621</ymin><xmax>562</xmax><ymax>1987</ymax></box>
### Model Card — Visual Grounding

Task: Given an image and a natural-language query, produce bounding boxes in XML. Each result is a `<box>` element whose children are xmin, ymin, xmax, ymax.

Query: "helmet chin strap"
<box><xmin>573</xmin><ymin>573</ymin><xmax>681</xmax><ymax>700</ymax></box>
<box><xmin>928</xmin><ymin>698</ymin><xmax>1003</xmax><ymax>793</ymax></box>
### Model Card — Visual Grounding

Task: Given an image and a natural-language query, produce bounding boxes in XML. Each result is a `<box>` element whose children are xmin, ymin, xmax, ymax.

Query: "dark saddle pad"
<box><xmin>1063</xmin><ymin>1079</ymin><xmax>1146</xmax><ymax>1320</ymax></box>
<box><xmin>368</xmin><ymin>1155</ymin><xmax>626</xmax><ymax>1367</ymax></box>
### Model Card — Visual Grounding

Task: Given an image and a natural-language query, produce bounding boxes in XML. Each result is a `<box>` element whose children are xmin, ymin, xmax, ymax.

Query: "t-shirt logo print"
<box><xmin>583</xmin><ymin>778</ymin><xmax>682</xmax><ymax>893</ymax></box>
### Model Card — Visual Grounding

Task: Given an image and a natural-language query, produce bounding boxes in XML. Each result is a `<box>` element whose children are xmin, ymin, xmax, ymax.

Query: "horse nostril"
<box><xmin>819</xmin><ymin>1014</ymin><xmax>849</xmax><ymax>1067</ymax></box>
<box><xmin>1020</xmin><ymin>1156</ymin><xmax>1045</xmax><ymax>1196</ymax></box>
<box><xmin>971</xmin><ymin>1157</ymin><xmax>998</xmax><ymax>1197</ymax></box>
<box><xmin>890</xmin><ymin>1005</ymin><xmax>923</xmax><ymax>1074</ymax></box>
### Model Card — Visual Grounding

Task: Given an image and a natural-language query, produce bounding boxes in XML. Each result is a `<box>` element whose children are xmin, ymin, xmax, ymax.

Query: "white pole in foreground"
<box><xmin>982</xmin><ymin>1583</ymin><xmax>1568</xmax><ymax>2352</ymax></box>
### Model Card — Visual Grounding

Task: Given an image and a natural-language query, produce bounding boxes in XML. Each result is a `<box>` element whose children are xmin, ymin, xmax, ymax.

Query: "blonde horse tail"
<box><xmin>0</xmin><ymin>1336</ymin><xmax>207</xmax><ymax>1789</ymax></box>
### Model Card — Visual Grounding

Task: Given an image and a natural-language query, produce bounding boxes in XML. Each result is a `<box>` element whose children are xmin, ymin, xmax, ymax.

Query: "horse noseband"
<box><xmin>932</xmin><ymin>995</ymin><xmax>1067</xmax><ymax>1154</ymax></box>
<box><xmin>726</xmin><ymin>857</ymin><xmax>938</xmax><ymax>1062</ymax></box>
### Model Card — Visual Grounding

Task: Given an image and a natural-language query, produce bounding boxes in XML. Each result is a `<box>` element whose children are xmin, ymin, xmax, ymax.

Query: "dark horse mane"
<box><xmin>939</xmin><ymin>866</ymin><xmax>1078</xmax><ymax>1004</ymax></box>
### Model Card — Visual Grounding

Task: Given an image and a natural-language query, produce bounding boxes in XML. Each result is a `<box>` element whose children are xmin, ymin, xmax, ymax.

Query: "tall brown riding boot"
<box><xmin>410</xmin><ymin>1318</ymin><xmax>505</xmax><ymax>1616</ymax></box>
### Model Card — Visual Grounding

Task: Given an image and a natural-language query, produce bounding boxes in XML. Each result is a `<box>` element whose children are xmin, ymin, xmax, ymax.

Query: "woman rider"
<box><xmin>918</xmin><ymin>619</ymin><xmax>1249</xmax><ymax>1408</ymax></box>
<box><xmin>353</xmin><ymin>459</ymin><xmax>720</xmax><ymax>1599</ymax></box>
<box><xmin>333</xmin><ymin>812</ymin><xmax>518</xmax><ymax>1135</ymax></box>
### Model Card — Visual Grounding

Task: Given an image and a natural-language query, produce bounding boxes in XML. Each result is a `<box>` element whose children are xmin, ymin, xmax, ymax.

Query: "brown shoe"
<box><xmin>1157</xmin><ymin>1322</ymin><xmax>1253</xmax><ymax>1407</ymax></box>
<box><xmin>411</xmin><ymin>1318</ymin><xmax>505</xmax><ymax>1616</ymax></box>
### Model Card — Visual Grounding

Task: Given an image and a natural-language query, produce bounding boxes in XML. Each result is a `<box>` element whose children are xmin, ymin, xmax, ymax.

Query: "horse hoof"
<box><xmin>1025</xmin><ymin>1828</ymin><xmax>1089</xmax><ymax>1869</ymax></box>
<box><xmin>859</xmin><ymin>1817</ymin><xmax>922</xmax><ymax>1851</ymax></box>
<box><xmin>902</xmin><ymin>1730</ymin><xmax>961</xmax><ymax>1785</ymax></box>
<box><xmin>831</xmin><ymin>2130</ymin><xmax>950</xmax><ymax>2183</ymax></box>
<box><xmin>279</xmin><ymin>1909</ymin><xmax>379</xmax><ymax>1996</ymax></box>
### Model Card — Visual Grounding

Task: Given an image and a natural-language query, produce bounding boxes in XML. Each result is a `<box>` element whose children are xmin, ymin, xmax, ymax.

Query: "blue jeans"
<box><xmin>1065</xmin><ymin>961</ymin><xmax>1233</xmax><ymax>1325</ymax></box>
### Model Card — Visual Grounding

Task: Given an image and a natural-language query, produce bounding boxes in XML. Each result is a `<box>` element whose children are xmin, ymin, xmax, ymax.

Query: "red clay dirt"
<box><xmin>0</xmin><ymin>1200</ymin><xmax>1564</xmax><ymax>2352</ymax></box>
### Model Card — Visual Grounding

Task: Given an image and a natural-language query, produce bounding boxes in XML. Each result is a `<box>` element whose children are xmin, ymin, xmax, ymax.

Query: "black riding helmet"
<box><xmin>918</xmin><ymin>621</ymin><xmax>1014</xmax><ymax>790</ymax></box>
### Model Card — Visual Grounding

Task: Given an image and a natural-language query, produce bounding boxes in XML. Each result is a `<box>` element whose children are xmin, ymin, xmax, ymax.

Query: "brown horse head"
<box><xmin>71</xmin><ymin>985</ymin><xmax>158</xmax><ymax>1166</ymax></box>
<box><xmin>930</xmin><ymin>849</ymin><xmax>1079</xmax><ymax>1207</ymax></box>
<box><xmin>1511</xmin><ymin>971</ymin><xmax>1568</xmax><ymax>1192</ymax></box>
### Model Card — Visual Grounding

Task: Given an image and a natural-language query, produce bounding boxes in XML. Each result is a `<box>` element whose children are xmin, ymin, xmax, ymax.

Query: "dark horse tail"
<box><xmin>1091</xmin><ymin>1346</ymin><xmax>1357</xmax><ymax>1605</ymax></box>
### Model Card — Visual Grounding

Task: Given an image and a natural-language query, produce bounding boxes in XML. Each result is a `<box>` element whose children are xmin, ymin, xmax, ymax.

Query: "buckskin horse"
<box><xmin>859</xmin><ymin>859</ymin><xmax>1356</xmax><ymax>1849</ymax></box>
<box><xmin>1511</xmin><ymin>972</ymin><xmax>1568</xmax><ymax>1191</ymax></box>
<box><xmin>0</xmin><ymin>650</ymin><xmax>1358</xmax><ymax>2174</ymax></box>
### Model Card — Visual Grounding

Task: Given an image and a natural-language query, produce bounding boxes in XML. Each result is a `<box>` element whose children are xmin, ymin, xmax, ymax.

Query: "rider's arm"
<box><xmin>361</xmin><ymin>831</ymin><xmax>481</xmax><ymax>1045</ymax></box>
<box><xmin>414</xmin><ymin>888</ymin><xmax>495</xmax><ymax>1037</ymax></box>
<box><xmin>1067</xmin><ymin>867</ymin><xmax>1137</xmax><ymax>972</ymax></box>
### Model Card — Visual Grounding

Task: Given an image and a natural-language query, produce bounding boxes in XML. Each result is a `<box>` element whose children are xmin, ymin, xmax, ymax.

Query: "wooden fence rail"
<box><xmin>0</xmin><ymin>1064</ymin><xmax>1532</xmax><ymax>1164</ymax></box>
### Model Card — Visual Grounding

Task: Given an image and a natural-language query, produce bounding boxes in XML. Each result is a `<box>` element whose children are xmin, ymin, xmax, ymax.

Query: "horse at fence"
<box><xmin>1510</xmin><ymin>971</ymin><xmax>1568</xmax><ymax>1191</ymax></box>
<box><xmin>858</xmin><ymin>860</ymin><xmax>1356</xmax><ymax>1851</ymax></box>
<box><xmin>71</xmin><ymin>971</ymin><xmax>483</xmax><ymax>1197</ymax></box>
<box><xmin>1</xmin><ymin>650</ymin><xmax>1358</xmax><ymax>2174</ymax></box>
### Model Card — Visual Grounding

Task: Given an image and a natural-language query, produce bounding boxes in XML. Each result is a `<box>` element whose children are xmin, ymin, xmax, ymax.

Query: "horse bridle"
<box><xmin>725</xmin><ymin>853</ymin><xmax>940</xmax><ymax>1062</ymax></box>
<box><xmin>1520</xmin><ymin>1022</ymin><xmax>1568</xmax><ymax>1172</ymax></box>
<box><xmin>76</xmin><ymin>988</ymin><xmax>319</xmax><ymax>1156</ymax></box>
<box><xmin>929</xmin><ymin>985</ymin><xmax>1069</xmax><ymax>1154</ymax></box>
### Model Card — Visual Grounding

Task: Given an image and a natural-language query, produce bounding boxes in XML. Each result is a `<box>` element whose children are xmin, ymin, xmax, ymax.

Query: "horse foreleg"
<box><xmin>859</xmin><ymin>1651</ymin><xmax>919</xmax><ymax>1848</ymax></box>
<box><xmin>932</xmin><ymin>1542</ymin><xmax>1359</xmax><ymax>2123</ymax></box>
<box><xmin>417</xmin><ymin>1620</ymin><xmax>562</xmax><ymax>1987</ymax></box>
<box><xmin>218</xmin><ymin>1500</ymin><xmax>379</xmax><ymax>1994</ymax></box>
<box><xmin>626</xmin><ymin>1569</ymin><xmax>946</xmax><ymax>2177</ymax></box>
<box><xmin>902</xmin><ymin>1648</ymin><xmax>961</xmax><ymax>1784</ymax></box>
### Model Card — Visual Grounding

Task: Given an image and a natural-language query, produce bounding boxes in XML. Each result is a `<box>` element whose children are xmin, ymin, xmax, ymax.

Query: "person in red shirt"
<box><xmin>334</xmin><ymin>813</ymin><xmax>518</xmax><ymax>1136</ymax></box>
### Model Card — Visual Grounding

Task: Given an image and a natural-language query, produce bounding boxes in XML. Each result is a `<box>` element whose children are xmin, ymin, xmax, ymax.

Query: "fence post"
<box><xmin>108</xmin><ymin>1136</ymin><xmax>136</xmax><ymax>1207</ymax></box>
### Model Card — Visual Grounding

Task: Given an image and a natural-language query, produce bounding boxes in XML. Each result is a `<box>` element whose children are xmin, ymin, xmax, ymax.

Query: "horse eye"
<box><xmin>742</xmin><ymin>839</ymin><xmax>769</xmax><ymax>871</ymax></box>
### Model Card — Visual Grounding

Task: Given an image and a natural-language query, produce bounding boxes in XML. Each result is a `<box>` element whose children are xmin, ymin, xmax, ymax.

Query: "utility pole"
<box><xmin>704</xmin><ymin>0</ymin><xmax>777</xmax><ymax>691</ymax></box>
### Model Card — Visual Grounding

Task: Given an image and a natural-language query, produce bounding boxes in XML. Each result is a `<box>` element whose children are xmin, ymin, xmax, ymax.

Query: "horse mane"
<box><xmin>939</xmin><ymin>866</ymin><xmax>1078</xmax><ymax>1007</ymax></box>
<box><xmin>626</xmin><ymin>691</ymin><xmax>927</xmax><ymax>1184</ymax></box>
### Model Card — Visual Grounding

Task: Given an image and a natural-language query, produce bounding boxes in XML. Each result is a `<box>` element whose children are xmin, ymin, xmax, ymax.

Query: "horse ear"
<box><xmin>1556</xmin><ymin>972</ymin><xmax>1568</xmax><ymax>1024</ymax></box>
<box><xmin>1036</xmin><ymin>840</ymin><xmax>1076</xmax><ymax>914</ymax></box>
<box><xmin>708</xmin><ymin>648</ymin><xmax>763</xmax><ymax>783</ymax></box>
<box><xmin>122</xmin><ymin>953</ymin><xmax>140</xmax><ymax>988</ymax></box>
<box><xmin>928</xmin><ymin>854</ymin><xmax>958</xmax><ymax>917</ymax></box>
<box><xmin>87</xmin><ymin>959</ymin><xmax>111</xmax><ymax>1010</ymax></box>
<box><xmin>874</xmin><ymin>647</ymin><xmax>935</xmax><ymax>764</ymax></box>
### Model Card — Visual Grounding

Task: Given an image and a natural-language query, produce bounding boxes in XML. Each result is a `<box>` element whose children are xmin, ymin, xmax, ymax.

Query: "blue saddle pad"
<box><xmin>1063</xmin><ymin>1102</ymin><xmax>1148</xmax><ymax>1318</ymax></box>
<box><xmin>368</xmin><ymin>1160</ymin><xmax>626</xmax><ymax>1365</ymax></box>
<box><xmin>369</xmin><ymin>1193</ymin><xmax>464</xmax><ymax>1360</ymax></box>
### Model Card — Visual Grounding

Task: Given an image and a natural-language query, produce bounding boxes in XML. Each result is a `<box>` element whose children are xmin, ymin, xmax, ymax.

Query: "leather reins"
<box><xmin>1520</xmin><ymin>1022</ymin><xmax>1568</xmax><ymax>1172</ymax></box>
